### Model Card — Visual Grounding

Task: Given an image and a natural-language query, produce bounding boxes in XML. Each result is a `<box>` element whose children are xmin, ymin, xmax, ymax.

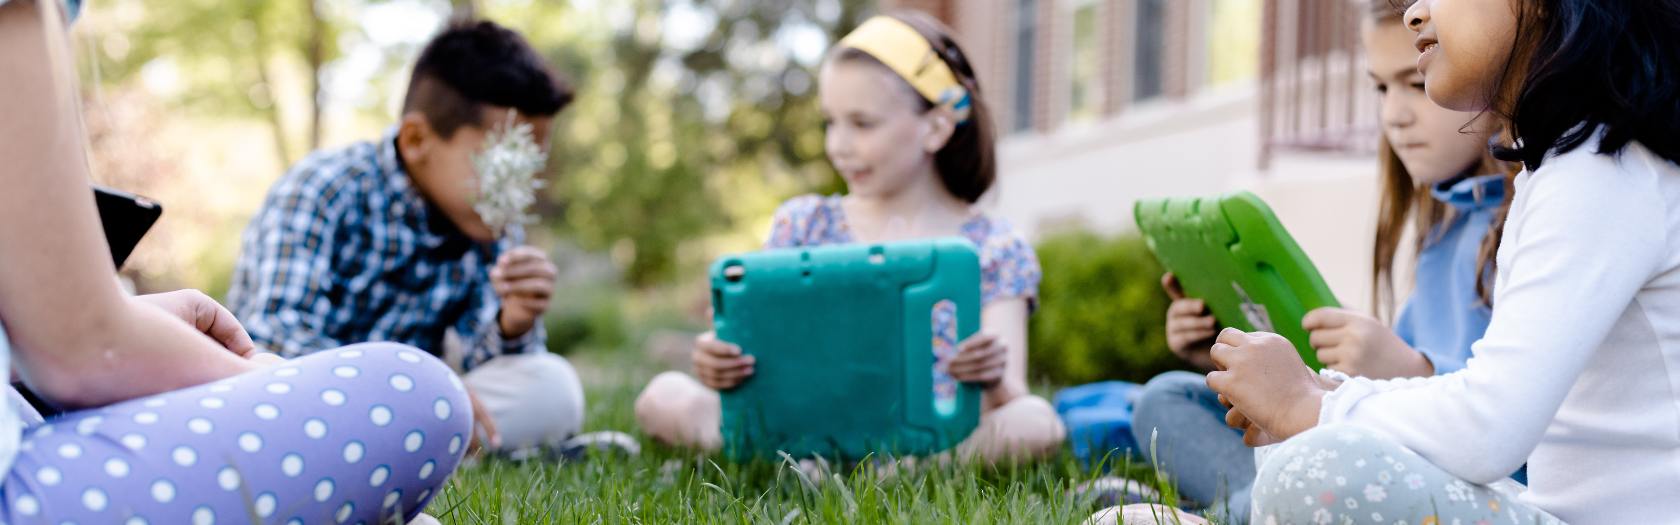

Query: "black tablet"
<box><xmin>93</xmin><ymin>185</ymin><xmax>162</xmax><ymax>269</ymax></box>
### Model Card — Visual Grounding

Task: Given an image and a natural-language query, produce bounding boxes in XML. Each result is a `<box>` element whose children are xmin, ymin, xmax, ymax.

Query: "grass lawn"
<box><xmin>423</xmin><ymin>347</ymin><xmax>1184</xmax><ymax>524</ymax></box>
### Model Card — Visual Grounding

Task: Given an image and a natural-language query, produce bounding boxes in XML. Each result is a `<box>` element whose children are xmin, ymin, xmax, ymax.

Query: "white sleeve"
<box><xmin>1318</xmin><ymin>365</ymin><xmax>1456</xmax><ymax>394</ymax></box>
<box><xmin>1316</xmin><ymin>154</ymin><xmax>1668</xmax><ymax>484</ymax></box>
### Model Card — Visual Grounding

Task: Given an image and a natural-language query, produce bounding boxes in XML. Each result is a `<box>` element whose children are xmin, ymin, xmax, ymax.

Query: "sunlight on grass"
<box><xmin>428</xmin><ymin>348</ymin><xmax>1193</xmax><ymax>524</ymax></box>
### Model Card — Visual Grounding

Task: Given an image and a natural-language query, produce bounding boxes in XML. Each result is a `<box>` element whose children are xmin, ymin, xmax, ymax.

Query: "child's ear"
<box><xmin>396</xmin><ymin>112</ymin><xmax>434</xmax><ymax>168</ymax></box>
<box><xmin>922</xmin><ymin>109</ymin><xmax>957</xmax><ymax>154</ymax></box>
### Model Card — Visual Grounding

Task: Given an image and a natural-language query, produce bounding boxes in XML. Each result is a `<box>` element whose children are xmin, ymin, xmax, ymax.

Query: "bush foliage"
<box><xmin>1029</xmin><ymin>231</ymin><xmax>1187</xmax><ymax>385</ymax></box>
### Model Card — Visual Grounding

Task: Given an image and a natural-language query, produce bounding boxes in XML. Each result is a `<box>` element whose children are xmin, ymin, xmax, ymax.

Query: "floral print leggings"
<box><xmin>1251</xmin><ymin>424</ymin><xmax>1564</xmax><ymax>525</ymax></box>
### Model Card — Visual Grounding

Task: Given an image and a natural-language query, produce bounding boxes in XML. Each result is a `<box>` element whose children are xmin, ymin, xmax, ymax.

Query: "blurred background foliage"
<box><xmin>1029</xmin><ymin>231</ymin><xmax>1181</xmax><ymax>385</ymax></box>
<box><xmin>75</xmin><ymin>0</ymin><xmax>1175</xmax><ymax>383</ymax></box>
<box><xmin>79</xmin><ymin>0</ymin><xmax>867</xmax><ymax>296</ymax></box>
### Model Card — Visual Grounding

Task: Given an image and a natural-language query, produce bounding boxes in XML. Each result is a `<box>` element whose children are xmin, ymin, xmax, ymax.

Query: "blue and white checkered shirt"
<box><xmin>226</xmin><ymin>128</ymin><xmax>544</xmax><ymax>371</ymax></box>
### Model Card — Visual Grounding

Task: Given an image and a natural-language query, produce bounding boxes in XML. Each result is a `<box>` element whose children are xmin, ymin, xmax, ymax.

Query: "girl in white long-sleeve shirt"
<box><xmin>1205</xmin><ymin>0</ymin><xmax>1680</xmax><ymax>523</ymax></box>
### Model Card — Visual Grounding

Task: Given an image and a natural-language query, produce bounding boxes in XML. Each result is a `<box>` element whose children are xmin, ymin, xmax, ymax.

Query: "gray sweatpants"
<box><xmin>461</xmin><ymin>353</ymin><xmax>585</xmax><ymax>451</ymax></box>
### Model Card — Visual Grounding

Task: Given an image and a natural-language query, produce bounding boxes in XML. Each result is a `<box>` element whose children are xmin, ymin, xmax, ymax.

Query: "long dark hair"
<box><xmin>1486</xmin><ymin>0</ymin><xmax>1680</xmax><ymax>170</ymax></box>
<box><xmin>831</xmin><ymin>10</ymin><xmax>998</xmax><ymax>203</ymax></box>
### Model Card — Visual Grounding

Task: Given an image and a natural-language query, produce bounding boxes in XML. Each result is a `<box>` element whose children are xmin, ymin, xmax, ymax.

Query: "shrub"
<box><xmin>545</xmin><ymin>283</ymin><xmax>629</xmax><ymax>355</ymax></box>
<box><xmin>1028</xmin><ymin>231</ymin><xmax>1186</xmax><ymax>385</ymax></box>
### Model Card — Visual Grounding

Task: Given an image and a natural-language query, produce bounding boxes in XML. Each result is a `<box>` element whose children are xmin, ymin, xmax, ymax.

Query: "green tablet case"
<box><xmin>711</xmin><ymin>238</ymin><xmax>983</xmax><ymax>461</ymax></box>
<box><xmin>1134</xmin><ymin>192</ymin><xmax>1339</xmax><ymax>369</ymax></box>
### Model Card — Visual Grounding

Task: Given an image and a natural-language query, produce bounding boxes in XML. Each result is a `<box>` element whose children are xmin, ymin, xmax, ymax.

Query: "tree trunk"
<box><xmin>449</xmin><ymin>0</ymin><xmax>477</xmax><ymax>21</ymax></box>
<box><xmin>245</xmin><ymin>6</ymin><xmax>292</xmax><ymax>168</ymax></box>
<box><xmin>306</xmin><ymin>0</ymin><xmax>325</xmax><ymax>150</ymax></box>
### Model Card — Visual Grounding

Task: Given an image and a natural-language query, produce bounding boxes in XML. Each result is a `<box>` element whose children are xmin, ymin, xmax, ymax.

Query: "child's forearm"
<box><xmin>0</xmin><ymin>4</ymin><xmax>259</xmax><ymax>409</ymax></box>
<box><xmin>19</xmin><ymin>298</ymin><xmax>257</xmax><ymax>409</ymax></box>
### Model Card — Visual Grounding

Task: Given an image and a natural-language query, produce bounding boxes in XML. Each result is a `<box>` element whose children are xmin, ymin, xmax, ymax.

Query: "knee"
<box><xmin>634</xmin><ymin>371</ymin><xmax>703</xmax><ymax>424</ymax></box>
<box><xmin>1134</xmin><ymin>372</ymin><xmax>1208</xmax><ymax>415</ymax></box>
<box><xmin>1136</xmin><ymin>372</ymin><xmax>1209</xmax><ymax>407</ymax></box>
<box><xmin>1132</xmin><ymin>371</ymin><xmax>1210</xmax><ymax>431</ymax></box>
<box><xmin>634</xmin><ymin>371</ymin><xmax>721</xmax><ymax>449</ymax></box>
<box><xmin>470</xmin><ymin>353</ymin><xmax>588</xmax><ymax>440</ymax></box>
<box><xmin>1010</xmin><ymin>395</ymin><xmax>1068</xmax><ymax>446</ymax></box>
<box><xmin>978</xmin><ymin>394</ymin><xmax>1067</xmax><ymax>461</ymax></box>
<box><xmin>1252</xmin><ymin>424</ymin><xmax>1395</xmax><ymax>512</ymax></box>
<box><xmin>516</xmin><ymin>353</ymin><xmax>586</xmax><ymax>409</ymax></box>
<box><xmin>338</xmin><ymin>343</ymin><xmax>472</xmax><ymax>431</ymax></box>
<box><xmin>1259</xmin><ymin>423</ymin><xmax>1392</xmax><ymax>474</ymax></box>
<box><xmin>328</xmin><ymin>343</ymin><xmax>468</xmax><ymax>405</ymax></box>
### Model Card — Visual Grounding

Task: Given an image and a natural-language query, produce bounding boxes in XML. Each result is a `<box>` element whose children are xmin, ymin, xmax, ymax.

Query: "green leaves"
<box><xmin>1029</xmin><ymin>231</ymin><xmax>1186</xmax><ymax>385</ymax></box>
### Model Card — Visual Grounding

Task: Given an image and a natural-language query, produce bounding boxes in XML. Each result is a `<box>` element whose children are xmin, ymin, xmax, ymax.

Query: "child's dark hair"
<box><xmin>1488</xmin><ymin>0</ymin><xmax>1680</xmax><ymax>170</ymax></box>
<box><xmin>832</xmin><ymin>11</ymin><xmax>997</xmax><ymax>203</ymax></box>
<box><xmin>401</xmin><ymin>20</ymin><xmax>575</xmax><ymax>139</ymax></box>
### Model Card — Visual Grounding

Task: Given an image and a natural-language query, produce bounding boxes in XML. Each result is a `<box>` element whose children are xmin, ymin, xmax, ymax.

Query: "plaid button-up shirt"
<box><xmin>226</xmin><ymin>128</ymin><xmax>544</xmax><ymax>371</ymax></box>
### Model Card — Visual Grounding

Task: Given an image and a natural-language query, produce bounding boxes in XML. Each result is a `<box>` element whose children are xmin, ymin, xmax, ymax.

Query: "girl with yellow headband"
<box><xmin>634</xmin><ymin>10</ymin><xmax>1065</xmax><ymax>464</ymax></box>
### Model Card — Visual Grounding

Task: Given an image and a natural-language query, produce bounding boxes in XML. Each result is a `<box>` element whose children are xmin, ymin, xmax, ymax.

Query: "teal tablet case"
<box><xmin>1134</xmin><ymin>192</ymin><xmax>1339</xmax><ymax>370</ymax></box>
<box><xmin>711</xmin><ymin>238</ymin><xmax>983</xmax><ymax>461</ymax></box>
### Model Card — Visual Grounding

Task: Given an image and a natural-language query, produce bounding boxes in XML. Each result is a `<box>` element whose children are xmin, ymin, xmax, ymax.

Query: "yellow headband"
<box><xmin>836</xmin><ymin>16</ymin><xmax>972</xmax><ymax>123</ymax></box>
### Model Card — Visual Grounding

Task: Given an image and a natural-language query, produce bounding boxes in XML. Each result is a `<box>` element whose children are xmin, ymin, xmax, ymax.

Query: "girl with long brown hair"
<box><xmin>1124</xmin><ymin>1</ymin><xmax>1513</xmax><ymax>521</ymax></box>
<box><xmin>1212</xmin><ymin>0</ymin><xmax>1680</xmax><ymax>520</ymax></box>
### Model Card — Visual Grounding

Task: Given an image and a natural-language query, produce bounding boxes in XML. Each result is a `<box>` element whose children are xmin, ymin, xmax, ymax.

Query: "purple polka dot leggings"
<box><xmin>0</xmin><ymin>343</ymin><xmax>472</xmax><ymax>525</ymax></box>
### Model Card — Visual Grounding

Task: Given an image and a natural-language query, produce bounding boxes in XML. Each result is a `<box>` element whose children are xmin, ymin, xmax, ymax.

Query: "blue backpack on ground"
<box><xmin>1054</xmin><ymin>381</ymin><xmax>1144</xmax><ymax>467</ymax></box>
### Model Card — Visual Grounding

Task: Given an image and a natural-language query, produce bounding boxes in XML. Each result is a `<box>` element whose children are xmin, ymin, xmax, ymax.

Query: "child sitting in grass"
<box><xmin>1211</xmin><ymin>0</ymin><xmax>1680</xmax><ymax>522</ymax></box>
<box><xmin>635</xmin><ymin>10</ymin><xmax>1065</xmax><ymax>464</ymax></box>
<box><xmin>226</xmin><ymin>20</ymin><xmax>588</xmax><ymax>458</ymax></box>
<box><xmin>1120</xmin><ymin>1</ymin><xmax>1514</xmax><ymax>521</ymax></box>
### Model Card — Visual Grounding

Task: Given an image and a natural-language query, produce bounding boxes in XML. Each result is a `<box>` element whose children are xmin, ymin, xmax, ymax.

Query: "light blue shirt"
<box><xmin>1392</xmin><ymin>174</ymin><xmax>1505</xmax><ymax>374</ymax></box>
<box><xmin>0</xmin><ymin>0</ymin><xmax>81</xmax><ymax>21</ymax></box>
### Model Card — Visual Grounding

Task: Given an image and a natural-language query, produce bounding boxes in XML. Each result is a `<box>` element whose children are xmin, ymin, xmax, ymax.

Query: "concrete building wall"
<box><xmin>879</xmin><ymin>0</ymin><xmax>1387</xmax><ymax>308</ymax></box>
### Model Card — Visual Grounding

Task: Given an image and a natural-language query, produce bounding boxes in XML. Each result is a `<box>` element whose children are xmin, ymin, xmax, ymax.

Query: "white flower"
<box><xmin>1312</xmin><ymin>508</ymin><xmax>1333</xmax><ymax>525</ymax></box>
<box><xmin>1405</xmin><ymin>473</ymin><xmax>1426</xmax><ymax>490</ymax></box>
<box><xmin>1344</xmin><ymin>497</ymin><xmax>1360</xmax><ymax>510</ymax></box>
<box><xmin>1285</xmin><ymin>455</ymin><xmax>1307</xmax><ymax>472</ymax></box>
<box><xmin>1363</xmin><ymin>484</ymin><xmax>1387</xmax><ymax>503</ymax></box>
<box><xmin>1444</xmin><ymin>479</ymin><xmax>1472</xmax><ymax>502</ymax></box>
<box><xmin>470</xmin><ymin>110</ymin><xmax>549</xmax><ymax>237</ymax></box>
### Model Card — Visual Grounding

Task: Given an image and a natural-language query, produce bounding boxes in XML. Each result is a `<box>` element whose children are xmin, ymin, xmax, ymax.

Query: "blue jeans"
<box><xmin>1130</xmin><ymin>371</ymin><xmax>1254</xmax><ymax>523</ymax></box>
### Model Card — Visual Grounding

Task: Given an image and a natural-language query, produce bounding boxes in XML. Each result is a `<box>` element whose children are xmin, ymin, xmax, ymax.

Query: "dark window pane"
<box><xmin>1135</xmin><ymin>0</ymin><xmax>1164</xmax><ymax>101</ymax></box>
<box><xmin>1014</xmin><ymin>0</ymin><xmax>1037</xmax><ymax>131</ymax></box>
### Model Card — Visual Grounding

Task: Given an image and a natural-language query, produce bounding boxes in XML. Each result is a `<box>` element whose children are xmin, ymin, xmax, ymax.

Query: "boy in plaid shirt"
<box><xmin>228</xmin><ymin>20</ymin><xmax>582</xmax><ymax>454</ymax></box>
